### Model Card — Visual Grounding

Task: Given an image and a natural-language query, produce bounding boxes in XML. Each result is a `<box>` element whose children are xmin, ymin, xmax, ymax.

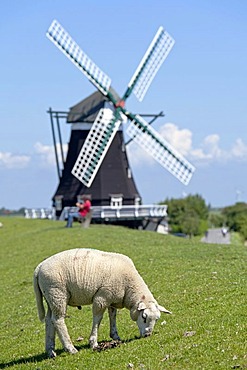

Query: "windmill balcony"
<box><xmin>60</xmin><ymin>204</ymin><xmax>168</xmax><ymax>231</ymax></box>
<box><xmin>24</xmin><ymin>204</ymin><xmax>168</xmax><ymax>232</ymax></box>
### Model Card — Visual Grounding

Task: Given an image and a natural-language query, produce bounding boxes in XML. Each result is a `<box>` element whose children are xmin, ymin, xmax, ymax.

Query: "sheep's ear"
<box><xmin>138</xmin><ymin>301</ymin><xmax>147</xmax><ymax>311</ymax></box>
<box><xmin>130</xmin><ymin>307</ymin><xmax>138</xmax><ymax>321</ymax></box>
<box><xmin>157</xmin><ymin>304</ymin><xmax>172</xmax><ymax>314</ymax></box>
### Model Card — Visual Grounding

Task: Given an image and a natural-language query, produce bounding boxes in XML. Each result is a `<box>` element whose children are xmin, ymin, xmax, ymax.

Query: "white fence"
<box><xmin>60</xmin><ymin>204</ymin><xmax>167</xmax><ymax>221</ymax></box>
<box><xmin>24</xmin><ymin>205</ymin><xmax>168</xmax><ymax>233</ymax></box>
<box><xmin>24</xmin><ymin>208</ymin><xmax>54</xmax><ymax>219</ymax></box>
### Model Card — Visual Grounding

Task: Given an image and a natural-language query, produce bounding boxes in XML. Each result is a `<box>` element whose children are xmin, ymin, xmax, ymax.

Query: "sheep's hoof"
<box><xmin>66</xmin><ymin>346</ymin><xmax>78</xmax><ymax>354</ymax></box>
<box><xmin>48</xmin><ymin>350</ymin><xmax>56</xmax><ymax>358</ymax></box>
<box><xmin>89</xmin><ymin>339</ymin><xmax>98</xmax><ymax>349</ymax></box>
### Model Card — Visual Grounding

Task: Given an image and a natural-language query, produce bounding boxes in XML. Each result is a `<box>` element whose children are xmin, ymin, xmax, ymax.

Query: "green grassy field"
<box><xmin>0</xmin><ymin>217</ymin><xmax>246</xmax><ymax>369</ymax></box>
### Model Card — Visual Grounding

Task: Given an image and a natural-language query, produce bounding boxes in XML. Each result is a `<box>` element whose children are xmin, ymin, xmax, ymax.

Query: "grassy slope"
<box><xmin>0</xmin><ymin>217</ymin><xmax>246</xmax><ymax>370</ymax></box>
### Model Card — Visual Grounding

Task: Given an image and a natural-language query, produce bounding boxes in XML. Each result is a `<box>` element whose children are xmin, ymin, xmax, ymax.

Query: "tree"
<box><xmin>160</xmin><ymin>194</ymin><xmax>209</xmax><ymax>236</ymax></box>
<box><xmin>185</xmin><ymin>194</ymin><xmax>209</xmax><ymax>220</ymax></box>
<box><xmin>208</xmin><ymin>212</ymin><xmax>226</xmax><ymax>228</ymax></box>
<box><xmin>180</xmin><ymin>210</ymin><xmax>200</xmax><ymax>237</ymax></box>
<box><xmin>222</xmin><ymin>202</ymin><xmax>247</xmax><ymax>240</ymax></box>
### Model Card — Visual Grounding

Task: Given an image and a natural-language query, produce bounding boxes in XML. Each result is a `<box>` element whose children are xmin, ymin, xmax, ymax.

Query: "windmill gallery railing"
<box><xmin>59</xmin><ymin>204</ymin><xmax>168</xmax><ymax>223</ymax></box>
<box><xmin>25</xmin><ymin>205</ymin><xmax>167</xmax><ymax>221</ymax></box>
<box><xmin>62</xmin><ymin>204</ymin><xmax>168</xmax><ymax>232</ymax></box>
<box><xmin>24</xmin><ymin>208</ymin><xmax>54</xmax><ymax>219</ymax></box>
<box><xmin>24</xmin><ymin>205</ymin><xmax>168</xmax><ymax>232</ymax></box>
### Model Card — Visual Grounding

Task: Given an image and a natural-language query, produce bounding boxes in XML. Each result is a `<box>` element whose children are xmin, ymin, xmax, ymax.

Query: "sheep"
<box><xmin>33</xmin><ymin>248</ymin><xmax>171</xmax><ymax>358</ymax></box>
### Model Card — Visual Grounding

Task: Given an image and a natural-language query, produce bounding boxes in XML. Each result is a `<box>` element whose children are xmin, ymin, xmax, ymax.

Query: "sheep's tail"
<box><xmin>33</xmin><ymin>264</ymin><xmax>45</xmax><ymax>322</ymax></box>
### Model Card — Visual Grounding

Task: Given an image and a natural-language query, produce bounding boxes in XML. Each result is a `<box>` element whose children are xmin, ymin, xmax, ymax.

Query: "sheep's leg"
<box><xmin>89</xmin><ymin>298</ymin><xmax>107</xmax><ymax>349</ymax></box>
<box><xmin>108</xmin><ymin>306</ymin><xmax>121</xmax><ymax>341</ymax></box>
<box><xmin>89</xmin><ymin>312</ymin><xmax>104</xmax><ymax>349</ymax></box>
<box><xmin>45</xmin><ymin>305</ymin><xmax>56</xmax><ymax>358</ymax></box>
<box><xmin>52</xmin><ymin>314</ymin><xmax>78</xmax><ymax>355</ymax></box>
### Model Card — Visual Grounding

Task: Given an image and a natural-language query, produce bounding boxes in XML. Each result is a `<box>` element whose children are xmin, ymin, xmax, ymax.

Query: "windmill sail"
<box><xmin>46</xmin><ymin>20</ymin><xmax>195</xmax><ymax>188</ymax></box>
<box><xmin>126</xmin><ymin>27</ymin><xmax>175</xmax><ymax>102</ymax></box>
<box><xmin>71</xmin><ymin>107</ymin><xmax>122</xmax><ymax>187</ymax></box>
<box><xmin>46</xmin><ymin>20</ymin><xmax>111</xmax><ymax>96</ymax></box>
<box><xmin>126</xmin><ymin>115</ymin><xmax>195</xmax><ymax>185</ymax></box>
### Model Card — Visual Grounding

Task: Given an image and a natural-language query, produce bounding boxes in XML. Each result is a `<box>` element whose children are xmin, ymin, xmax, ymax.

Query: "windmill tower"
<box><xmin>47</xmin><ymin>20</ymin><xmax>195</xmax><ymax>226</ymax></box>
<box><xmin>52</xmin><ymin>90</ymin><xmax>141</xmax><ymax>214</ymax></box>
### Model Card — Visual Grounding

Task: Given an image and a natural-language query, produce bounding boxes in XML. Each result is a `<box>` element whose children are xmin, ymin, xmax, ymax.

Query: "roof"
<box><xmin>67</xmin><ymin>88</ymin><xmax>120</xmax><ymax>123</ymax></box>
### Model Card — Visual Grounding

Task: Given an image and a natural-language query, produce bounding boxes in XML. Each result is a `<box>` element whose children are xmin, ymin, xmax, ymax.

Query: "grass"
<box><xmin>0</xmin><ymin>217</ymin><xmax>246</xmax><ymax>369</ymax></box>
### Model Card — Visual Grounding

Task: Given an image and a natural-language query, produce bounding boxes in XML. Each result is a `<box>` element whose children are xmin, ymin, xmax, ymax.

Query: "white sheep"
<box><xmin>33</xmin><ymin>248</ymin><xmax>171</xmax><ymax>358</ymax></box>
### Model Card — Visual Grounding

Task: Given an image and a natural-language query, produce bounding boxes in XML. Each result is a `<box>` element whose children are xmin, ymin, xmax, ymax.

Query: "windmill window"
<box><xmin>134</xmin><ymin>197</ymin><xmax>141</xmax><ymax>205</ymax></box>
<box><xmin>110</xmin><ymin>194</ymin><xmax>123</xmax><ymax>208</ymax></box>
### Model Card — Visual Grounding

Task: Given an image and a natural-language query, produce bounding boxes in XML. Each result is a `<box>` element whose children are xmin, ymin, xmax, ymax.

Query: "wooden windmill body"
<box><xmin>53</xmin><ymin>91</ymin><xmax>141</xmax><ymax>215</ymax></box>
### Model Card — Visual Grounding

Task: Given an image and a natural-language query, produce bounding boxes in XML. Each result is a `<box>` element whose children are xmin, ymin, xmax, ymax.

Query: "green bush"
<box><xmin>160</xmin><ymin>194</ymin><xmax>209</xmax><ymax>236</ymax></box>
<box><xmin>222</xmin><ymin>202</ymin><xmax>247</xmax><ymax>240</ymax></box>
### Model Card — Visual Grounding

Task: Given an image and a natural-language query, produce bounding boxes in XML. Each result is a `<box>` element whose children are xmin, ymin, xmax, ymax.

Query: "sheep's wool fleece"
<box><xmin>37</xmin><ymin>248</ymin><xmax>151</xmax><ymax>309</ymax></box>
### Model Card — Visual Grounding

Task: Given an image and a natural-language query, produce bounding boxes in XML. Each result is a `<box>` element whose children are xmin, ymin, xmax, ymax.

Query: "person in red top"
<box><xmin>66</xmin><ymin>196</ymin><xmax>91</xmax><ymax>228</ymax></box>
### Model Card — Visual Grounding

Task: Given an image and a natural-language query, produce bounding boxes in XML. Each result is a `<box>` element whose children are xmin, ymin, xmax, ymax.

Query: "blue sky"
<box><xmin>1</xmin><ymin>0</ymin><xmax>247</xmax><ymax>209</ymax></box>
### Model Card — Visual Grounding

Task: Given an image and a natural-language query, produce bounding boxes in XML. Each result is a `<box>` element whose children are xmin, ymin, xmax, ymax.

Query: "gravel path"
<box><xmin>201</xmin><ymin>228</ymin><xmax>230</xmax><ymax>244</ymax></box>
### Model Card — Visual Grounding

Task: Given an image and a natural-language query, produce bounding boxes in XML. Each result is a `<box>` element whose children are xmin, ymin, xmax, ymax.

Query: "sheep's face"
<box><xmin>135</xmin><ymin>301</ymin><xmax>171</xmax><ymax>337</ymax></box>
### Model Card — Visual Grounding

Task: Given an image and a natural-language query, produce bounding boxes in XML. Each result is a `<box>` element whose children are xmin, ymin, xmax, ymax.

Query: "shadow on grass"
<box><xmin>0</xmin><ymin>338</ymin><xmax>140</xmax><ymax>368</ymax></box>
<box><xmin>0</xmin><ymin>352</ymin><xmax>49</xmax><ymax>369</ymax></box>
<box><xmin>0</xmin><ymin>346</ymin><xmax>84</xmax><ymax>369</ymax></box>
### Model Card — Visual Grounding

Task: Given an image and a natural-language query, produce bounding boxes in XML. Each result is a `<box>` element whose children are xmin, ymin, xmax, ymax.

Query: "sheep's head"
<box><xmin>131</xmin><ymin>301</ymin><xmax>171</xmax><ymax>337</ymax></box>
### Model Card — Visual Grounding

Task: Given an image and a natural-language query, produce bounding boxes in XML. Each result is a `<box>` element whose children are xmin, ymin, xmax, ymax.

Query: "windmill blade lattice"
<box><xmin>126</xmin><ymin>115</ymin><xmax>195</xmax><ymax>185</ymax></box>
<box><xmin>71</xmin><ymin>107</ymin><xmax>122</xmax><ymax>187</ymax></box>
<box><xmin>125</xmin><ymin>27</ymin><xmax>175</xmax><ymax>102</ymax></box>
<box><xmin>46</xmin><ymin>20</ymin><xmax>111</xmax><ymax>96</ymax></box>
<box><xmin>46</xmin><ymin>20</ymin><xmax>195</xmax><ymax>188</ymax></box>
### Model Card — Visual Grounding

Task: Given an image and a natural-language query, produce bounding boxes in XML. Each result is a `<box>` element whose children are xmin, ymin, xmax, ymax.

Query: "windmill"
<box><xmin>48</xmin><ymin>91</ymin><xmax>143</xmax><ymax>217</ymax></box>
<box><xmin>46</xmin><ymin>20</ymin><xmax>195</xmax><ymax>226</ymax></box>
